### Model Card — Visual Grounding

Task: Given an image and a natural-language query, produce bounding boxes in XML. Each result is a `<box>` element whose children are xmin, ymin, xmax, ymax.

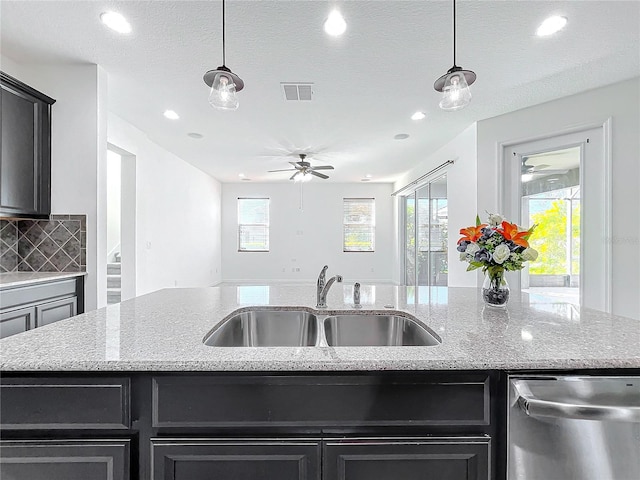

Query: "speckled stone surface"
<box><xmin>0</xmin><ymin>271</ymin><xmax>87</xmax><ymax>289</ymax></box>
<box><xmin>0</xmin><ymin>285</ymin><xmax>638</xmax><ymax>371</ymax></box>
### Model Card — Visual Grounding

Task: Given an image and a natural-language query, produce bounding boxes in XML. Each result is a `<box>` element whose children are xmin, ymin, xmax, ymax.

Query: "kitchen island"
<box><xmin>1</xmin><ymin>285</ymin><xmax>639</xmax><ymax>480</ymax></box>
<box><xmin>1</xmin><ymin>285</ymin><xmax>638</xmax><ymax>371</ymax></box>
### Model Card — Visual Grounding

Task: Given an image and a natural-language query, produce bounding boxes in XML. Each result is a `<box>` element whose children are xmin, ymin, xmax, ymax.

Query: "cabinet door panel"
<box><xmin>0</xmin><ymin>306</ymin><xmax>34</xmax><ymax>338</ymax></box>
<box><xmin>0</xmin><ymin>440</ymin><xmax>129</xmax><ymax>480</ymax></box>
<box><xmin>36</xmin><ymin>296</ymin><xmax>77</xmax><ymax>327</ymax></box>
<box><xmin>0</xmin><ymin>86</ymin><xmax>37</xmax><ymax>214</ymax></box>
<box><xmin>324</xmin><ymin>437</ymin><xmax>490</xmax><ymax>480</ymax></box>
<box><xmin>151</xmin><ymin>439</ymin><xmax>320</xmax><ymax>480</ymax></box>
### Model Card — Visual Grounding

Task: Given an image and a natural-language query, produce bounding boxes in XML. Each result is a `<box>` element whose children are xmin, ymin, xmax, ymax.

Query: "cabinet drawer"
<box><xmin>35</xmin><ymin>296</ymin><xmax>77</xmax><ymax>327</ymax></box>
<box><xmin>0</xmin><ymin>377</ymin><xmax>130</xmax><ymax>430</ymax></box>
<box><xmin>0</xmin><ymin>279</ymin><xmax>76</xmax><ymax>310</ymax></box>
<box><xmin>0</xmin><ymin>440</ymin><xmax>129</xmax><ymax>480</ymax></box>
<box><xmin>0</xmin><ymin>306</ymin><xmax>34</xmax><ymax>338</ymax></box>
<box><xmin>324</xmin><ymin>437</ymin><xmax>491</xmax><ymax>480</ymax></box>
<box><xmin>151</xmin><ymin>439</ymin><xmax>320</xmax><ymax>480</ymax></box>
<box><xmin>152</xmin><ymin>374</ymin><xmax>491</xmax><ymax>429</ymax></box>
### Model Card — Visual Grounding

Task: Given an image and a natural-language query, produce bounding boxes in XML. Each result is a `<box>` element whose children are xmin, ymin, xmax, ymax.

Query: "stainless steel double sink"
<box><xmin>203</xmin><ymin>308</ymin><xmax>441</xmax><ymax>347</ymax></box>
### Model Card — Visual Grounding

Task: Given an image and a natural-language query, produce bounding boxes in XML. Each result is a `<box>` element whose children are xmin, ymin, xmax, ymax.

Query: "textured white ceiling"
<box><xmin>2</xmin><ymin>1</ymin><xmax>639</xmax><ymax>184</ymax></box>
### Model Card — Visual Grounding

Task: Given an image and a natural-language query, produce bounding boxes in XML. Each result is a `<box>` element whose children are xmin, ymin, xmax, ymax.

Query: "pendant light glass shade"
<box><xmin>208</xmin><ymin>71</ymin><xmax>239</xmax><ymax>110</ymax></box>
<box><xmin>438</xmin><ymin>70</ymin><xmax>472</xmax><ymax>111</ymax></box>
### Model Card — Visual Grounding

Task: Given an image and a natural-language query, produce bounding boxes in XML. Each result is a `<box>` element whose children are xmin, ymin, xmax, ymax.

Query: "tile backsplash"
<box><xmin>0</xmin><ymin>215</ymin><xmax>86</xmax><ymax>273</ymax></box>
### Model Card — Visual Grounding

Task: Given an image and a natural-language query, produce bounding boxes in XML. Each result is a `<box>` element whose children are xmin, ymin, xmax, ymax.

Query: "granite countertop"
<box><xmin>0</xmin><ymin>285</ymin><xmax>638</xmax><ymax>372</ymax></box>
<box><xmin>0</xmin><ymin>271</ymin><xmax>87</xmax><ymax>289</ymax></box>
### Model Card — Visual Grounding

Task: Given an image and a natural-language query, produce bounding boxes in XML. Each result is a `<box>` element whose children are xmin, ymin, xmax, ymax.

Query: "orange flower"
<box><xmin>499</xmin><ymin>221</ymin><xmax>531</xmax><ymax>248</ymax></box>
<box><xmin>458</xmin><ymin>224</ymin><xmax>487</xmax><ymax>244</ymax></box>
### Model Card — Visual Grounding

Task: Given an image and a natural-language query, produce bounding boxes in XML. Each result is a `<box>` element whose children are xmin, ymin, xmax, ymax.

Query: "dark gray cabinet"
<box><xmin>0</xmin><ymin>277</ymin><xmax>83</xmax><ymax>338</ymax></box>
<box><xmin>151</xmin><ymin>439</ymin><xmax>321</xmax><ymax>480</ymax></box>
<box><xmin>0</xmin><ymin>71</ymin><xmax>55</xmax><ymax>219</ymax></box>
<box><xmin>0</xmin><ymin>440</ymin><xmax>130</xmax><ymax>480</ymax></box>
<box><xmin>324</xmin><ymin>438</ymin><xmax>491</xmax><ymax>480</ymax></box>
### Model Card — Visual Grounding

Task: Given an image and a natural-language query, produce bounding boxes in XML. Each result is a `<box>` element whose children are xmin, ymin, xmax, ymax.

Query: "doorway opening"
<box><xmin>106</xmin><ymin>144</ymin><xmax>136</xmax><ymax>305</ymax></box>
<box><xmin>521</xmin><ymin>147</ymin><xmax>580</xmax><ymax>304</ymax></box>
<box><xmin>106</xmin><ymin>149</ymin><xmax>122</xmax><ymax>304</ymax></box>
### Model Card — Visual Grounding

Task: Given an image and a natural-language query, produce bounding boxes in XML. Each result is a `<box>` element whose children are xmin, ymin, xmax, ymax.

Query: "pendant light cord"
<box><xmin>222</xmin><ymin>0</ymin><xmax>226</xmax><ymax>66</ymax></box>
<box><xmin>452</xmin><ymin>0</ymin><xmax>457</xmax><ymax>67</ymax></box>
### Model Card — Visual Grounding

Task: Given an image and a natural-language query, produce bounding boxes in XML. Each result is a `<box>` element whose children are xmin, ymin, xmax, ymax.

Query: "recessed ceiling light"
<box><xmin>411</xmin><ymin>111</ymin><xmax>426</xmax><ymax>120</ymax></box>
<box><xmin>365</xmin><ymin>174</ymin><xmax>373</xmax><ymax>178</ymax></box>
<box><xmin>394</xmin><ymin>133</ymin><xmax>410</xmax><ymax>140</ymax></box>
<box><xmin>187</xmin><ymin>132</ymin><xmax>203</xmax><ymax>139</ymax></box>
<box><xmin>324</xmin><ymin>10</ymin><xmax>347</xmax><ymax>36</ymax></box>
<box><xmin>163</xmin><ymin>110</ymin><xmax>179</xmax><ymax>120</ymax></box>
<box><xmin>536</xmin><ymin>16</ymin><xmax>567</xmax><ymax>37</ymax></box>
<box><xmin>238</xmin><ymin>173</ymin><xmax>245</xmax><ymax>178</ymax></box>
<box><xmin>100</xmin><ymin>11</ymin><xmax>132</xmax><ymax>34</ymax></box>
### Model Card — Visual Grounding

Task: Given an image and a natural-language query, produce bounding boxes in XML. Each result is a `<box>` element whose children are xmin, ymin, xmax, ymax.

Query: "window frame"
<box><xmin>237</xmin><ymin>197</ymin><xmax>270</xmax><ymax>252</ymax></box>
<box><xmin>343</xmin><ymin>197</ymin><xmax>376</xmax><ymax>253</ymax></box>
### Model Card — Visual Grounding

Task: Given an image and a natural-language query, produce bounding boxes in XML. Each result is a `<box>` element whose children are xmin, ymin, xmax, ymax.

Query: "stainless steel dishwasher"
<box><xmin>508</xmin><ymin>375</ymin><xmax>640</xmax><ymax>480</ymax></box>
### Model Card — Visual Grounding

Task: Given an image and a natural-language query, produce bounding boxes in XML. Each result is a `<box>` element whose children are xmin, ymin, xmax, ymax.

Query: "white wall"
<box><xmin>477</xmin><ymin>77</ymin><xmax>640</xmax><ymax>320</ymax></box>
<box><xmin>393</xmin><ymin>124</ymin><xmax>479</xmax><ymax>287</ymax></box>
<box><xmin>108</xmin><ymin>113</ymin><xmax>222</xmax><ymax>295</ymax></box>
<box><xmin>1</xmin><ymin>56</ymin><xmax>107</xmax><ymax>310</ymax></box>
<box><xmin>221</xmin><ymin>183</ymin><xmax>394</xmax><ymax>284</ymax></box>
<box><xmin>106</xmin><ymin>150</ymin><xmax>121</xmax><ymax>261</ymax></box>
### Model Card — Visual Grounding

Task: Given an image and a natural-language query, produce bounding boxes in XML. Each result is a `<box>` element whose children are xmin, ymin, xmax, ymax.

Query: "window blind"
<box><xmin>343</xmin><ymin>198</ymin><xmax>375</xmax><ymax>252</ymax></box>
<box><xmin>238</xmin><ymin>198</ymin><xmax>269</xmax><ymax>251</ymax></box>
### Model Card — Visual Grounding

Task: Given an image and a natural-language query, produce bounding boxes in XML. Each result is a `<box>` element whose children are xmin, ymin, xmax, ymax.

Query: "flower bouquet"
<box><xmin>457</xmin><ymin>213</ymin><xmax>538</xmax><ymax>307</ymax></box>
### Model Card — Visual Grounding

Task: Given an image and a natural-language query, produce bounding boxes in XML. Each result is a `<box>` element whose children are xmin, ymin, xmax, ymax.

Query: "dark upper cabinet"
<box><xmin>0</xmin><ymin>71</ymin><xmax>55</xmax><ymax>219</ymax></box>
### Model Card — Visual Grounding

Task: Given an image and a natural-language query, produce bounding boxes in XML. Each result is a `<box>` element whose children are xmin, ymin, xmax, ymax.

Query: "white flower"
<box><xmin>459</xmin><ymin>253</ymin><xmax>468</xmax><ymax>262</ymax></box>
<box><xmin>487</xmin><ymin>213</ymin><xmax>504</xmax><ymax>227</ymax></box>
<box><xmin>522</xmin><ymin>247</ymin><xmax>539</xmax><ymax>261</ymax></box>
<box><xmin>465</xmin><ymin>242</ymin><xmax>480</xmax><ymax>256</ymax></box>
<box><xmin>492</xmin><ymin>243</ymin><xmax>511</xmax><ymax>264</ymax></box>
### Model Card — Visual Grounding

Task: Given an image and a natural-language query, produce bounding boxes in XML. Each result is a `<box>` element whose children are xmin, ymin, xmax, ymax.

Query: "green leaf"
<box><xmin>476</xmin><ymin>214</ymin><xmax>481</xmax><ymax>227</ymax></box>
<box><xmin>466</xmin><ymin>262</ymin><xmax>482</xmax><ymax>271</ymax></box>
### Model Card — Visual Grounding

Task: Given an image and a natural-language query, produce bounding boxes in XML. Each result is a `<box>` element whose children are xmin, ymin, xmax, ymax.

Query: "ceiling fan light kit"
<box><xmin>434</xmin><ymin>0</ymin><xmax>476</xmax><ymax>111</ymax></box>
<box><xmin>204</xmin><ymin>0</ymin><xmax>244</xmax><ymax>110</ymax></box>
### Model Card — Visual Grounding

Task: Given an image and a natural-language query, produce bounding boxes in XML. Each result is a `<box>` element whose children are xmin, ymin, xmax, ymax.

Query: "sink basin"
<box><xmin>323</xmin><ymin>314</ymin><xmax>440</xmax><ymax>347</ymax></box>
<box><xmin>203</xmin><ymin>309</ymin><xmax>318</xmax><ymax>347</ymax></box>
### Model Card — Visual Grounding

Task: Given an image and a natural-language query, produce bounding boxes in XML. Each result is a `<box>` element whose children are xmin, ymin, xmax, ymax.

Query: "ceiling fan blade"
<box><xmin>268</xmin><ymin>168</ymin><xmax>297</xmax><ymax>173</ymax></box>
<box><xmin>289</xmin><ymin>162</ymin><xmax>300</xmax><ymax>167</ymax></box>
<box><xmin>310</xmin><ymin>165</ymin><xmax>334</xmax><ymax>170</ymax></box>
<box><xmin>290</xmin><ymin>171</ymin><xmax>300</xmax><ymax>181</ymax></box>
<box><xmin>310</xmin><ymin>171</ymin><xmax>329</xmax><ymax>179</ymax></box>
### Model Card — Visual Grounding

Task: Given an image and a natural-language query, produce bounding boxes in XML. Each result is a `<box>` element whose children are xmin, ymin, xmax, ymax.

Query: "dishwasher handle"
<box><xmin>512</xmin><ymin>379</ymin><xmax>640</xmax><ymax>423</ymax></box>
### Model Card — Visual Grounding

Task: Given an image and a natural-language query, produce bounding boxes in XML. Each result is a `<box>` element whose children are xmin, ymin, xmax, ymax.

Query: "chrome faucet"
<box><xmin>316</xmin><ymin>265</ymin><xmax>342</xmax><ymax>308</ymax></box>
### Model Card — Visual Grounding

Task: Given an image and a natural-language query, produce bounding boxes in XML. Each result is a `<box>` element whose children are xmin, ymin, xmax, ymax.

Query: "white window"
<box><xmin>343</xmin><ymin>198</ymin><xmax>375</xmax><ymax>252</ymax></box>
<box><xmin>238</xmin><ymin>198</ymin><xmax>269</xmax><ymax>252</ymax></box>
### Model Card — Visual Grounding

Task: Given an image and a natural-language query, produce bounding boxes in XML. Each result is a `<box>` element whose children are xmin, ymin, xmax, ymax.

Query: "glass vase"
<box><xmin>482</xmin><ymin>268</ymin><xmax>510</xmax><ymax>308</ymax></box>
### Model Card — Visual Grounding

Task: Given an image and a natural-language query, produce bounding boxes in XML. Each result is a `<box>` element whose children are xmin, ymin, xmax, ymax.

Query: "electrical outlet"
<box><xmin>295</xmin><ymin>268</ymin><xmax>300</xmax><ymax>272</ymax></box>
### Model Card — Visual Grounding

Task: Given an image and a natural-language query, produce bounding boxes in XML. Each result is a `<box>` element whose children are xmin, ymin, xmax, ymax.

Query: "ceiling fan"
<box><xmin>521</xmin><ymin>158</ymin><xmax>567</xmax><ymax>176</ymax></box>
<box><xmin>268</xmin><ymin>154</ymin><xmax>334</xmax><ymax>180</ymax></box>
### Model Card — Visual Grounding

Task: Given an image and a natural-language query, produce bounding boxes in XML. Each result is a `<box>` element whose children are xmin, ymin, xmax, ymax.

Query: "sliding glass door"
<box><xmin>402</xmin><ymin>174</ymin><xmax>448</xmax><ymax>286</ymax></box>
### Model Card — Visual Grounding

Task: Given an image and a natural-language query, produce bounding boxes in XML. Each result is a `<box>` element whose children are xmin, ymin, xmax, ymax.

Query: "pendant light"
<box><xmin>203</xmin><ymin>0</ymin><xmax>244</xmax><ymax>110</ymax></box>
<box><xmin>433</xmin><ymin>0</ymin><xmax>476</xmax><ymax>111</ymax></box>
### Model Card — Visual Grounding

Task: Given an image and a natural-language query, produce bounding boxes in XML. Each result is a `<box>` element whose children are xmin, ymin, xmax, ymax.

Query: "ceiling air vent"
<box><xmin>281</xmin><ymin>83</ymin><xmax>314</xmax><ymax>101</ymax></box>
